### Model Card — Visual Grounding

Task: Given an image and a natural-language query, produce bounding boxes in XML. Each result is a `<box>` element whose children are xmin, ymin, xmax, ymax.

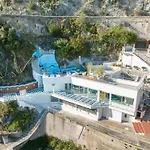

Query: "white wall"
<box><xmin>133</xmin><ymin>88</ymin><xmax>143</xmax><ymax>115</ymax></box>
<box><xmin>61</xmin><ymin>104</ymin><xmax>99</xmax><ymax>120</ymax></box>
<box><xmin>122</xmin><ymin>113</ymin><xmax>130</xmax><ymax>122</ymax></box>
<box><xmin>109</xmin><ymin>109</ymin><xmax>122</xmax><ymax>123</ymax></box>
<box><xmin>102</xmin><ymin>108</ymin><xmax>122</xmax><ymax>122</ymax></box>
<box><xmin>33</xmin><ymin>70</ymin><xmax>43</xmax><ymax>87</ymax></box>
<box><xmin>50</xmin><ymin>102</ymin><xmax>62</xmax><ymax>110</ymax></box>
<box><xmin>18</xmin><ymin>93</ymin><xmax>51</xmax><ymax>108</ymax></box>
<box><xmin>43</xmin><ymin>75</ymin><xmax>71</xmax><ymax>92</ymax></box>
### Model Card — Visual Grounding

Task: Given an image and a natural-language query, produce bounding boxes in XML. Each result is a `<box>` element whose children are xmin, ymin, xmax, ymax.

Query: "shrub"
<box><xmin>47</xmin><ymin>23</ymin><xmax>62</xmax><ymax>37</ymax></box>
<box><xmin>28</xmin><ymin>2</ymin><xmax>36</xmax><ymax>10</ymax></box>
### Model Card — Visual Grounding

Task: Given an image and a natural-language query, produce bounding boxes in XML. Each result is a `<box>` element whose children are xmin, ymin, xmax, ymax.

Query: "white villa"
<box><xmin>27</xmin><ymin>46</ymin><xmax>150</xmax><ymax>123</ymax></box>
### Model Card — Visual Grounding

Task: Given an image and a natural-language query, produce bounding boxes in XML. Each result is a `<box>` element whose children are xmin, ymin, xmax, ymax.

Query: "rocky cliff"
<box><xmin>1</xmin><ymin>0</ymin><xmax>150</xmax><ymax>16</ymax></box>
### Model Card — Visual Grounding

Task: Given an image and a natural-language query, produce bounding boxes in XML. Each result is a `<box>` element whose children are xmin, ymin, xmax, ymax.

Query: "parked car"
<box><xmin>125</xmin><ymin>65</ymin><xmax>132</xmax><ymax>69</ymax></box>
<box><xmin>133</xmin><ymin>66</ymin><xmax>140</xmax><ymax>70</ymax></box>
<box><xmin>141</xmin><ymin>67</ymin><xmax>148</xmax><ymax>72</ymax></box>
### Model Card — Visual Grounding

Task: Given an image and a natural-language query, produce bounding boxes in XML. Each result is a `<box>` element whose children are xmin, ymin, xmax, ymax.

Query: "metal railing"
<box><xmin>134</xmin><ymin>51</ymin><xmax>150</xmax><ymax>66</ymax></box>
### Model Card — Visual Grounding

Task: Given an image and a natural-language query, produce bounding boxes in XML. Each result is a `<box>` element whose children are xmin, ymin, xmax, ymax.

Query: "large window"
<box><xmin>58</xmin><ymin>99</ymin><xmax>97</xmax><ymax>115</ymax></box>
<box><xmin>71</xmin><ymin>84</ymin><xmax>97</xmax><ymax>100</ymax></box>
<box><xmin>111</xmin><ymin>94</ymin><xmax>134</xmax><ymax>105</ymax></box>
<box><xmin>51</xmin><ymin>97</ymin><xmax>59</xmax><ymax>102</ymax></box>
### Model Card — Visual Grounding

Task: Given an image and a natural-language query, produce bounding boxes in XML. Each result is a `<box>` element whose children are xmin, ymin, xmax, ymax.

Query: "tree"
<box><xmin>0</xmin><ymin>102</ymin><xmax>8</xmax><ymax>117</ymax></box>
<box><xmin>47</xmin><ymin>23</ymin><xmax>62</xmax><ymax>37</ymax></box>
<box><xmin>86</xmin><ymin>62</ymin><xmax>92</xmax><ymax>75</ymax></box>
<box><xmin>28</xmin><ymin>2</ymin><xmax>36</xmax><ymax>10</ymax></box>
<box><xmin>69</xmin><ymin>35</ymin><xmax>90</xmax><ymax>57</ymax></box>
<box><xmin>99</xmin><ymin>26</ymin><xmax>137</xmax><ymax>55</ymax></box>
<box><xmin>5</xmin><ymin>100</ymin><xmax>18</xmax><ymax>115</ymax></box>
<box><xmin>55</xmin><ymin>39</ymin><xmax>72</xmax><ymax>59</ymax></box>
<box><xmin>0</xmin><ymin>26</ymin><xmax>7</xmax><ymax>41</ymax></box>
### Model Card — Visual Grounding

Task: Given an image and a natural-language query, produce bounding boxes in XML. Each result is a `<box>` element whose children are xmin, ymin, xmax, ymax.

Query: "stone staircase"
<box><xmin>143</xmin><ymin>106</ymin><xmax>150</xmax><ymax>121</ymax></box>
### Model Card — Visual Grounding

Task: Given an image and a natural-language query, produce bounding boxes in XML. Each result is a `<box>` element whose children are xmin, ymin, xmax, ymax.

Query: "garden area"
<box><xmin>21</xmin><ymin>135</ymin><xmax>87</xmax><ymax>150</ymax></box>
<box><xmin>0</xmin><ymin>100</ymin><xmax>35</xmax><ymax>132</ymax></box>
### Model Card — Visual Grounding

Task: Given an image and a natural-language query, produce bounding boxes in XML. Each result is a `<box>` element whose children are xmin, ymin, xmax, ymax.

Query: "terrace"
<box><xmin>51</xmin><ymin>91</ymin><xmax>109</xmax><ymax>109</ymax></box>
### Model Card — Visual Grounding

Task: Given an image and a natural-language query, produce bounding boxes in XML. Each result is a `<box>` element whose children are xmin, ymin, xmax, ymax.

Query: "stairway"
<box><xmin>143</xmin><ymin>106</ymin><xmax>150</xmax><ymax>121</ymax></box>
<box><xmin>132</xmin><ymin>122</ymin><xmax>145</xmax><ymax>134</ymax></box>
<box><xmin>132</xmin><ymin>121</ymin><xmax>150</xmax><ymax>134</ymax></box>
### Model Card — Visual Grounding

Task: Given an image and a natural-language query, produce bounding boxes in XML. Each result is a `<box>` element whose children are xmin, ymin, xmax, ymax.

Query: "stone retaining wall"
<box><xmin>1</xmin><ymin>14</ymin><xmax>150</xmax><ymax>38</ymax></box>
<box><xmin>29</xmin><ymin>112</ymin><xmax>148</xmax><ymax>150</ymax></box>
<box><xmin>0</xmin><ymin>82</ymin><xmax>38</xmax><ymax>94</ymax></box>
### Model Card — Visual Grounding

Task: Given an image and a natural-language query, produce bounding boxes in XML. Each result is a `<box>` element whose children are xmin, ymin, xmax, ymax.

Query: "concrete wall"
<box><xmin>28</xmin><ymin>112</ymin><xmax>143</xmax><ymax>150</ymax></box>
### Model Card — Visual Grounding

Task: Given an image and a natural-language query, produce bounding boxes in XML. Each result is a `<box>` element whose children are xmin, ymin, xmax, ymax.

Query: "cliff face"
<box><xmin>1</xmin><ymin>0</ymin><xmax>150</xmax><ymax>16</ymax></box>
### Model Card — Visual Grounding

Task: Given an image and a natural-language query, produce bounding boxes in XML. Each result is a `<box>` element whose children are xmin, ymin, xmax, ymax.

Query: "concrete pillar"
<box><xmin>133</xmin><ymin>98</ymin><xmax>137</xmax><ymax>111</ymax></box>
<box><xmin>87</xmin><ymin>88</ymin><xmax>89</xmax><ymax>97</ymax></box>
<box><xmin>109</xmin><ymin>93</ymin><xmax>112</xmax><ymax>105</ymax></box>
<box><xmin>97</xmin><ymin>90</ymin><xmax>100</xmax><ymax>101</ymax></box>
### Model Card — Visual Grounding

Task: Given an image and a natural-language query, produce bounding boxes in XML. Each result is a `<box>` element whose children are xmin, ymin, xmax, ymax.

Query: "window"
<box><xmin>112</xmin><ymin>94</ymin><xmax>134</xmax><ymax>106</ymax></box>
<box><xmin>69</xmin><ymin>83</ymin><xmax>72</xmax><ymax>90</ymax></box>
<box><xmin>125</xmin><ymin>97</ymin><xmax>134</xmax><ymax>105</ymax></box>
<box><xmin>51</xmin><ymin>97</ymin><xmax>58</xmax><ymax>102</ymax></box>
<box><xmin>65</xmin><ymin>83</ymin><xmax>68</xmax><ymax>90</ymax></box>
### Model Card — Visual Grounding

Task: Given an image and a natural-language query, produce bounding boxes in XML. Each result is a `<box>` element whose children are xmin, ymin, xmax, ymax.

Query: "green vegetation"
<box><xmin>47</xmin><ymin>23</ymin><xmax>62</xmax><ymax>37</ymax></box>
<box><xmin>39</xmin><ymin>0</ymin><xmax>58</xmax><ymax>10</ymax></box>
<box><xmin>86</xmin><ymin>62</ymin><xmax>92</xmax><ymax>75</ymax></box>
<box><xmin>98</xmin><ymin>26</ymin><xmax>137</xmax><ymax>55</ymax></box>
<box><xmin>28</xmin><ymin>1</ymin><xmax>36</xmax><ymax>10</ymax></box>
<box><xmin>96</xmin><ymin>65</ymin><xmax>104</xmax><ymax>77</ymax></box>
<box><xmin>0</xmin><ymin>18</ymin><xmax>137</xmax><ymax>85</ymax></box>
<box><xmin>21</xmin><ymin>135</ymin><xmax>86</xmax><ymax>150</ymax></box>
<box><xmin>47</xmin><ymin>18</ymin><xmax>137</xmax><ymax>61</ymax></box>
<box><xmin>0</xmin><ymin>100</ymin><xmax>35</xmax><ymax>132</ymax></box>
<box><xmin>0</xmin><ymin>23</ymin><xmax>34</xmax><ymax>85</ymax></box>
